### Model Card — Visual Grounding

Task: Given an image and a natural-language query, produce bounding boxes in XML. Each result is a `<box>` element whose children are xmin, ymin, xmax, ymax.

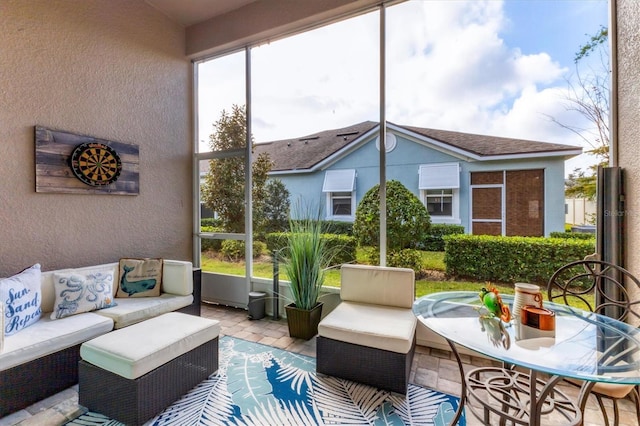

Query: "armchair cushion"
<box><xmin>340</xmin><ymin>264</ymin><xmax>415</xmax><ymax>308</ymax></box>
<box><xmin>318</xmin><ymin>301</ymin><xmax>416</xmax><ymax>353</ymax></box>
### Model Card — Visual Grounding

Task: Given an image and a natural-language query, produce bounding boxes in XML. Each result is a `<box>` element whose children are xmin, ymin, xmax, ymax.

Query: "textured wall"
<box><xmin>0</xmin><ymin>0</ymin><xmax>192</xmax><ymax>275</ymax></box>
<box><xmin>616</xmin><ymin>1</ymin><xmax>640</xmax><ymax>322</ymax></box>
<box><xmin>617</xmin><ymin>3</ymin><xmax>640</xmax><ymax>271</ymax></box>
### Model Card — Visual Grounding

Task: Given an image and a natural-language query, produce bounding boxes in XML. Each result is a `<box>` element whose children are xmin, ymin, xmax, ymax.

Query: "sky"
<box><xmin>197</xmin><ymin>0</ymin><xmax>609</xmax><ymax>174</ymax></box>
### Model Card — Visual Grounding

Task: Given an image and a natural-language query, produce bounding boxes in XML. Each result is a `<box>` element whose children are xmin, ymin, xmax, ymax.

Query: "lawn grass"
<box><xmin>201</xmin><ymin>250</ymin><xmax>500</xmax><ymax>296</ymax></box>
<box><xmin>201</xmin><ymin>251</ymin><xmax>594</xmax><ymax>307</ymax></box>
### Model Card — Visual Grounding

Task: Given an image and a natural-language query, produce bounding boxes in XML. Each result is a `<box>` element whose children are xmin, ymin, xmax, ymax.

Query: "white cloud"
<box><xmin>197</xmin><ymin>0</ymin><xmax>606</xmax><ymax>174</ymax></box>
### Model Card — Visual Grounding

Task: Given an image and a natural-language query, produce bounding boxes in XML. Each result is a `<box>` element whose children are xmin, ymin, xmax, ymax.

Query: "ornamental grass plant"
<box><xmin>282</xmin><ymin>211</ymin><xmax>338</xmax><ymax>311</ymax></box>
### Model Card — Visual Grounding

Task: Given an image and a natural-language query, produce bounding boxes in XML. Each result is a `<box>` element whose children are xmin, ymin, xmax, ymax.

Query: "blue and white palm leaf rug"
<box><xmin>68</xmin><ymin>336</ymin><xmax>465</xmax><ymax>425</ymax></box>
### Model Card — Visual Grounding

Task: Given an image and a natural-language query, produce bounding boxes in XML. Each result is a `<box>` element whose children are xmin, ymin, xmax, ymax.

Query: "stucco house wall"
<box><xmin>272</xmin><ymin>127</ymin><xmax>571</xmax><ymax>236</ymax></box>
<box><xmin>0</xmin><ymin>0</ymin><xmax>192</xmax><ymax>276</ymax></box>
<box><xmin>616</xmin><ymin>1</ymin><xmax>640</xmax><ymax>318</ymax></box>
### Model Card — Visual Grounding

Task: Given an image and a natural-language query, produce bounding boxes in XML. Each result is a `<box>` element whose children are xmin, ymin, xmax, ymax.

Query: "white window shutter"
<box><xmin>419</xmin><ymin>163</ymin><xmax>460</xmax><ymax>189</ymax></box>
<box><xmin>322</xmin><ymin>169</ymin><xmax>356</xmax><ymax>192</ymax></box>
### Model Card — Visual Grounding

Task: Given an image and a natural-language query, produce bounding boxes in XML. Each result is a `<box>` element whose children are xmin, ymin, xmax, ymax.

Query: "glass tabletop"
<box><xmin>413</xmin><ymin>291</ymin><xmax>640</xmax><ymax>384</ymax></box>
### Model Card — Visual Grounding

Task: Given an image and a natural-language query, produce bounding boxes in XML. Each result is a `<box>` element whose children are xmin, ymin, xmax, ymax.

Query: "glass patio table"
<box><xmin>413</xmin><ymin>291</ymin><xmax>640</xmax><ymax>426</ymax></box>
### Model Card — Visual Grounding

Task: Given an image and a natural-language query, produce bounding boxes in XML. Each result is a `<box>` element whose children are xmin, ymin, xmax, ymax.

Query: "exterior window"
<box><xmin>331</xmin><ymin>192</ymin><xmax>353</xmax><ymax>216</ymax></box>
<box><xmin>322</xmin><ymin>169</ymin><xmax>356</xmax><ymax>221</ymax></box>
<box><xmin>426</xmin><ymin>189</ymin><xmax>453</xmax><ymax>216</ymax></box>
<box><xmin>419</xmin><ymin>163</ymin><xmax>460</xmax><ymax>224</ymax></box>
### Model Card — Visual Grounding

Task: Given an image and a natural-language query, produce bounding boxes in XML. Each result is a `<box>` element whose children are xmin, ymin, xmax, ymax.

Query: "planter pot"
<box><xmin>285</xmin><ymin>302</ymin><xmax>323</xmax><ymax>340</ymax></box>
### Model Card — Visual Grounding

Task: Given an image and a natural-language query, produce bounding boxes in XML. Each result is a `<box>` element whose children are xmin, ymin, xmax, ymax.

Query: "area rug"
<box><xmin>68</xmin><ymin>336</ymin><xmax>465</xmax><ymax>425</ymax></box>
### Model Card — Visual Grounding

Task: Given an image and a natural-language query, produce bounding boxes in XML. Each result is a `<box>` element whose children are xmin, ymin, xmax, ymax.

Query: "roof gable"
<box><xmin>254</xmin><ymin>121</ymin><xmax>582</xmax><ymax>172</ymax></box>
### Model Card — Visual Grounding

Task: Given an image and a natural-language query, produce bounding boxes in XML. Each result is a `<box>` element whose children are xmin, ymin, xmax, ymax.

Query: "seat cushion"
<box><xmin>80</xmin><ymin>312</ymin><xmax>220</xmax><ymax>379</ymax></box>
<box><xmin>93</xmin><ymin>293</ymin><xmax>193</xmax><ymax>328</ymax></box>
<box><xmin>318</xmin><ymin>301</ymin><xmax>416</xmax><ymax>353</ymax></box>
<box><xmin>1</xmin><ymin>313</ymin><xmax>114</xmax><ymax>371</ymax></box>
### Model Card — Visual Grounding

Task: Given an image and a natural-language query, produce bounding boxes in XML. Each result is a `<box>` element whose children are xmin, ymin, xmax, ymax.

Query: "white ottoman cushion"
<box><xmin>80</xmin><ymin>312</ymin><xmax>219</xmax><ymax>380</ymax></box>
<box><xmin>318</xmin><ymin>301</ymin><xmax>417</xmax><ymax>353</ymax></box>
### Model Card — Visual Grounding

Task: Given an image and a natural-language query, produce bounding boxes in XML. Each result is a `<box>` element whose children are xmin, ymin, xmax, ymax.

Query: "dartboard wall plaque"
<box><xmin>35</xmin><ymin>126</ymin><xmax>139</xmax><ymax>195</ymax></box>
<box><xmin>70</xmin><ymin>142</ymin><xmax>122</xmax><ymax>186</ymax></box>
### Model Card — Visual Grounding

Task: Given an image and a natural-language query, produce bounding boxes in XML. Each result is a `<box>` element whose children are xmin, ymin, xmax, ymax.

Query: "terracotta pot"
<box><xmin>285</xmin><ymin>302</ymin><xmax>323</xmax><ymax>340</ymax></box>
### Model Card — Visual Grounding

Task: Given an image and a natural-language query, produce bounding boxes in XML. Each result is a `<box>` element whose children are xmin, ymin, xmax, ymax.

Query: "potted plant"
<box><xmin>281</xmin><ymin>213</ymin><xmax>335</xmax><ymax>340</ymax></box>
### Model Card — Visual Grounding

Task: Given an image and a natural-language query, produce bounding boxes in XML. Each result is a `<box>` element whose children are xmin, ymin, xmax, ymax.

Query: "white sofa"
<box><xmin>0</xmin><ymin>259</ymin><xmax>201</xmax><ymax>417</ymax></box>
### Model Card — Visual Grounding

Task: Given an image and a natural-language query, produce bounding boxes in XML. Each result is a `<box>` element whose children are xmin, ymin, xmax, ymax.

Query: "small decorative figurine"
<box><xmin>478</xmin><ymin>285</ymin><xmax>512</xmax><ymax>323</ymax></box>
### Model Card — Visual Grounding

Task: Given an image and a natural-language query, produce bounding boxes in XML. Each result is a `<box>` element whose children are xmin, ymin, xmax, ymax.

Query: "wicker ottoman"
<box><xmin>78</xmin><ymin>312</ymin><xmax>220</xmax><ymax>425</ymax></box>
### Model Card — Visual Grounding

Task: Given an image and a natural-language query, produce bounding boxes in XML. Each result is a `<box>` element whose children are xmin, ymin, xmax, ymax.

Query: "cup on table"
<box><xmin>512</xmin><ymin>283</ymin><xmax>543</xmax><ymax>324</ymax></box>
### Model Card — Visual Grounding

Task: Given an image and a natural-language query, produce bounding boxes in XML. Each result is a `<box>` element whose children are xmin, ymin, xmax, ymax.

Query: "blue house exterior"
<box><xmin>254</xmin><ymin>121</ymin><xmax>581</xmax><ymax>237</ymax></box>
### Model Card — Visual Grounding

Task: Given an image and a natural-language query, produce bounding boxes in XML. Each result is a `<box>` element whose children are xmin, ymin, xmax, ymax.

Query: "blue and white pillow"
<box><xmin>0</xmin><ymin>264</ymin><xmax>42</xmax><ymax>336</ymax></box>
<box><xmin>51</xmin><ymin>269</ymin><xmax>117</xmax><ymax>320</ymax></box>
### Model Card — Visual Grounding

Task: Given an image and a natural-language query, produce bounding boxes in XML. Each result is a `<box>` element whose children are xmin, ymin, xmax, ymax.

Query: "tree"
<box><xmin>550</xmin><ymin>26</ymin><xmax>610</xmax><ymax>200</ymax></box>
<box><xmin>262</xmin><ymin>179</ymin><xmax>290</xmax><ymax>234</ymax></box>
<box><xmin>353</xmin><ymin>180</ymin><xmax>431</xmax><ymax>251</ymax></box>
<box><xmin>201</xmin><ymin>105</ymin><xmax>272</xmax><ymax>234</ymax></box>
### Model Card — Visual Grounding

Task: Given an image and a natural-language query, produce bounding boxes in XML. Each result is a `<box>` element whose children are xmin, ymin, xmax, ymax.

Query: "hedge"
<box><xmin>265</xmin><ymin>232</ymin><xmax>357</xmax><ymax>267</ymax></box>
<box><xmin>444</xmin><ymin>234</ymin><xmax>596</xmax><ymax>285</ymax></box>
<box><xmin>420</xmin><ymin>224</ymin><xmax>465</xmax><ymax>251</ymax></box>
<box><xmin>549</xmin><ymin>231</ymin><xmax>595</xmax><ymax>240</ymax></box>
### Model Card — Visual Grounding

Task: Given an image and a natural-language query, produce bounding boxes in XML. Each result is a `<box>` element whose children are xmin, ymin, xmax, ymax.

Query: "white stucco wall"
<box><xmin>0</xmin><ymin>0</ymin><xmax>192</xmax><ymax>275</ymax></box>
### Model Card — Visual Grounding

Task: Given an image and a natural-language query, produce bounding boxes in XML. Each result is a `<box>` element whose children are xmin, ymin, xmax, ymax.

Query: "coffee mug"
<box><xmin>512</xmin><ymin>283</ymin><xmax>543</xmax><ymax>323</ymax></box>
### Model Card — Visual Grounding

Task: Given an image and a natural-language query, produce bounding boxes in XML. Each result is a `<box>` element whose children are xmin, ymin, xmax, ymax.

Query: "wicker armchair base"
<box><xmin>79</xmin><ymin>337</ymin><xmax>218</xmax><ymax>426</ymax></box>
<box><xmin>316</xmin><ymin>336</ymin><xmax>415</xmax><ymax>394</ymax></box>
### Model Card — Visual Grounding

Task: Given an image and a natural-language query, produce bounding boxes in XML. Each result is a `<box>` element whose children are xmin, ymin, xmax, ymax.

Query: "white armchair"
<box><xmin>316</xmin><ymin>264</ymin><xmax>417</xmax><ymax>394</ymax></box>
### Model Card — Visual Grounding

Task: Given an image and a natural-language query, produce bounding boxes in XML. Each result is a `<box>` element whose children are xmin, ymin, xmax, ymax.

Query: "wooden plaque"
<box><xmin>35</xmin><ymin>126</ymin><xmax>139</xmax><ymax>195</ymax></box>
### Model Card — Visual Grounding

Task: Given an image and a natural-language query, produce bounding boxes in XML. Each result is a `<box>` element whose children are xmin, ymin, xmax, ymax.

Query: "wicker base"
<box><xmin>79</xmin><ymin>337</ymin><xmax>218</xmax><ymax>425</ymax></box>
<box><xmin>0</xmin><ymin>344</ymin><xmax>81</xmax><ymax>417</ymax></box>
<box><xmin>316</xmin><ymin>336</ymin><xmax>415</xmax><ymax>394</ymax></box>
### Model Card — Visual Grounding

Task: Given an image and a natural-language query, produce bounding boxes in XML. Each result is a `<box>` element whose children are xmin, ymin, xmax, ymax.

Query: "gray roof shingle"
<box><xmin>253</xmin><ymin>121</ymin><xmax>581</xmax><ymax>172</ymax></box>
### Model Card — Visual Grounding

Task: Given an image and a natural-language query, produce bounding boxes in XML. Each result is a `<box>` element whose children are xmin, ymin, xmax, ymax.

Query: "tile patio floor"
<box><xmin>1</xmin><ymin>303</ymin><xmax>637</xmax><ymax>426</ymax></box>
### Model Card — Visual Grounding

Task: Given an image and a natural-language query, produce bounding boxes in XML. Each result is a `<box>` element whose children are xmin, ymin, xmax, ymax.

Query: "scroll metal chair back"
<box><xmin>547</xmin><ymin>259</ymin><xmax>640</xmax><ymax>426</ymax></box>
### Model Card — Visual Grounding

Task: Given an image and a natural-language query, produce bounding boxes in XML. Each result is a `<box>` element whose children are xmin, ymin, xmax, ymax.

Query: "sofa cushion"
<box><xmin>94</xmin><ymin>294</ymin><xmax>193</xmax><ymax>329</ymax></box>
<box><xmin>1</xmin><ymin>264</ymin><xmax>42</xmax><ymax>336</ymax></box>
<box><xmin>340</xmin><ymin>264</ymin><xmax>415</xmax><ymax>309</ymax></box>
<box><xmin>318</xmin><ymin>301</ymin><xmax>417</xmax><ymax>353</ymax></box>
<box><xmin>116</xmin><ymin>258</ymin><xmax>163</xmax><ymax>298</ymax></box>
<box><xmin>50</xmin><ymin>268</ymin><xmax>117</xmax><ymax>320</ymax></box>
<box><xmin>161</xmin><ymin>260</ymin><xmax>193</xmax><ymax>296</ymax></box>
<box><xmin>80</xmin><ymin>312</ymin><xmax>220</xmax><ymax>379</ymax></box>
<box><xmin>0</xmin><ymin>312</ymin><xmax>113</xmax><ymax>371</ymax></box>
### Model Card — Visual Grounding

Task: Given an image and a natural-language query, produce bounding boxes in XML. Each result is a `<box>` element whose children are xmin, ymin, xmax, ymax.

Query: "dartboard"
<box><xmin>70</xmin><ymin>142</ymin><xmax>122</xmax><ymax>186</ymax></box>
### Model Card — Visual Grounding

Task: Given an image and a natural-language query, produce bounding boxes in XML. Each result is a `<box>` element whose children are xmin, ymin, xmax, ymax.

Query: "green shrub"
<box><xmin>322</xmin><ymin>220</ymin><xmax>353</xmax><ymax>235</ymax></box>
<box><xmin>549</xmin><ymin>231</ymin><xmax>595</xmax><ymax>240</ymax></box>
<box><xmin>354</xmin><ymin>180</ymin><xmax>430</xmax><ymax>250</ymax></box>
<box><xmin>444</xmin><ymin>234</ymin><xmax>596</xmax><ymax>284</ymax></box>
<box><xmin>220</xmin><ymin>240</ymin><xmax>266</xmax><ymax>261</ymax></box>
<box><xmin>200</xmin><ymin>226</ymin><xmax>223</xmax><ymax>252</ymax></box>
<box><xmin>387</xmin><ymin>249</ymin><xmax>424</xmax><ymax>273</ymax></box>
<box><xmin>201</xmin><ymin>218</ymin><xmax>222</xmax><ymax>228</ymax></box>
<box><xmin>265</xmin><ymin>232</ymin><xmax>356</xmax><ymax>266</ymax></box>
<box><xmin>420</xmin><ymin>224</ymin><xmax>465</xmax><ymax>251</ymax></box>
<box><xmin>361</xmin><ymin>247</ymin><xmax>424</xmax><ymax>275</ymax></box>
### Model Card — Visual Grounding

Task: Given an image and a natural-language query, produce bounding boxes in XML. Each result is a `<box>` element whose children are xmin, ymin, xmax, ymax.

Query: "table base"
<box><xmin>465</xmin><ymin>366</ymin><xmax>581</xmax><ymax>426</ymax></box>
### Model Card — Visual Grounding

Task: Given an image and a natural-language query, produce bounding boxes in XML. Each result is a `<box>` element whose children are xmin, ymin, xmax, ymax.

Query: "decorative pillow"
<box><xmin>51</xmin><ymin>269</ymin><xmax>117</xmax><ymax>320</ymax></box>
<box><xmin>0</xmin><ymin>301</ymin><xmax>4</xmax><ymax>353</ymax></box>
<box><xmin>0</xmin><ymin>264</ymin><xmax>42</xmax><ymax>336</ymax></box>
<box><xmin>116</xmin><ymin>258</ymin><xmax>163</xmax><ymax>298</ymax></box>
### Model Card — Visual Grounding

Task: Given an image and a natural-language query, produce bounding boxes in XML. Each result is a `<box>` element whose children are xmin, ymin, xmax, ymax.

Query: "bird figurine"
<box><xmin>479</xmin><ymin>285</ymin><xmax>512</xmax><ymax>323</ymax></box>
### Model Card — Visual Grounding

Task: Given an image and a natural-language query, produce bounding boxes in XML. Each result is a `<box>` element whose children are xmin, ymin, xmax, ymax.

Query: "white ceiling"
<box><xmin>145</xmin><ymin>0</ymin><xmax>257</xmax><ymax>26</ymax></box>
